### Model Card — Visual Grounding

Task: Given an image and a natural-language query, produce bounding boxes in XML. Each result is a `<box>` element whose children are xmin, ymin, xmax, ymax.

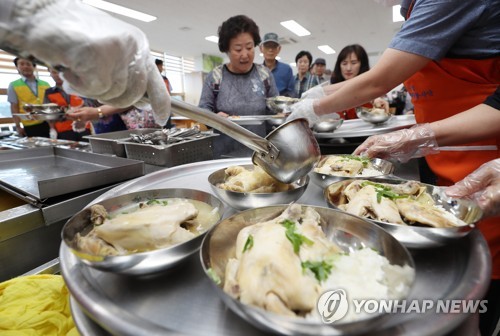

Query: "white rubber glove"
<box><xmin>301</xmin><ymin>84</ymin><xmax>326</xmax><ymax>99</ymax></box>
<box><xmin>286</xmin><ymin>99</ymin><xmax>320</xmax><ymax>127</ymax></box>
<box><xmin>446</xmin><ymin>159</ymin><xmax>500</xmax><ymax>218</ymax></box>
<box><xmin>0</xmin><ymin>0</ymin><xmax>170</xmax><ymax>126</ymax></box>
<box><xmin>352</xmin><ymin>123</ymin><xmax>439</xmax><ymax>163</ymax></box>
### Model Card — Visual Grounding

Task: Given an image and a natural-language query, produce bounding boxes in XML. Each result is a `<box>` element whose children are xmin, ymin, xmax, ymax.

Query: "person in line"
<box><xmin>7</xmin><ymin>57</ymin><xmax>51</xmax><ymax>137</ymax></box>
<box><xmin>0</xmin><ymin>0</ymin><xmax>171</xmax><ymax>127</ymax></box>
<box><xmin>288</xmin><ymin>1</ymin><xmax>499</xmax><ymax>334</ymax></box>
<box><xmin>44</xmin><ymin>68</ymin><xmax>93</xmax><ymax>141</ymax></box>
<box><xmin>259</xmin><ymin>32</ymin><xmax>295</xmax><ymax>97</ymax></box>
<box><xmin>293</xmin><ymin>50</ymin><xmax>319</xmax><ymax>98</ymax></box>
<box><xmin>304</xmin><ymin>44</ymin><xmax>388</xmax><ymax>120</ymax></box>
<box><xmin>155</xmin><ymin>58</ymin><xmax>173</xmax><ymax>94</ymax></box>
<box><xmin>198</xmin><ymin>15</ymin><xmax>278</xmax><ymax>158</ymax></box>
<box><xmin>311</xmin><ymin>58</ymin><xmax>328</xmax><ymax>84</ymax></box>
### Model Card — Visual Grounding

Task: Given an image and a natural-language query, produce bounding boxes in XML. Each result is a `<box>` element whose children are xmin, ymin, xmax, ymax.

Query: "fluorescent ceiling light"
<box><xmin>318</xmin><ymin>45</ymin><xmax>336</xmax><ymax>55</ymax></box>
<box><xmin>280</xmin><ymin>20</ymin><xmax>311</xmax><ymax>37</ymax></box>
<box><xmin>392</xmin><ymin>5</ymin><xmax>404</xmax><ymax>22</ymax></box>
<box><xmin>82</xmin><ymin>0</ymin><xmax>157</xmax><ymax>22</ymax></box>
<box><xmin>205</xmin><ymin>35</ymin><xmax>219</xmax><ymax>43</ymax></box>
<box><xmin>290</xmin><ymin>62</ymin><xmax>296</xmax><ymax>67</ymax></box>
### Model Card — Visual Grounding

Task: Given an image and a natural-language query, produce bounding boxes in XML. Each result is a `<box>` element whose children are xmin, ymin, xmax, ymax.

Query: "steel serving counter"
<box><xmin>60</xmin><ymin>158</ymin><xmax>491</xmax><ymax>336</ymax></box>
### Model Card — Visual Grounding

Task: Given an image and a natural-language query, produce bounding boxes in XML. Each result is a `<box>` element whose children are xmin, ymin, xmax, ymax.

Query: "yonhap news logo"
<box><xmin>317</xmin><ymin>289</ymin><xmax>349</xmax><ymax>323</ymax></box>
<box><xmin>317</xmin><ymin>289</ymin><xmax>488</xmax><ymax>323</ymax></box>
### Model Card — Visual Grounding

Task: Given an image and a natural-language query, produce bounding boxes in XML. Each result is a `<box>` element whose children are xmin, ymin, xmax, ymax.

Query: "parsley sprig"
<box><xmin>281</xmin><ymin>219</ymin><xmax>313</xmax><ymax>253</ymax></box>
<box><xmin>361</xmin><ymin>181</ymin><xmax>408</xmax><ymax>203</ymax></box>
<box><xmin>340</xmin><ymin>155</ymin><xmax>370</xmax><ymax>167</ymax></box>
<box><xmin>146</xmin><ymin>199</ymin><xmax>169</xmax><ymax>206</ymax></box>
<box><xmin>301</xmin><ymin>260</ymin><xmax>333</xmax><ymax>282</ymax></box>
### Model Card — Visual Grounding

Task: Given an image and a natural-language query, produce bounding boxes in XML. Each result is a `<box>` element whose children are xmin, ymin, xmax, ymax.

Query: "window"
<box><xmin>151</xmin><ymin>51</ymin><xmax>195</xmax><ymax>98</ymax></box>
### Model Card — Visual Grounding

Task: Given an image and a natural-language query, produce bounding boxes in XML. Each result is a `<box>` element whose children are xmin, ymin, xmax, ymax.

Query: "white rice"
<box><xmin>306</xmin><ymin>248</ymin><xmax>414</xmax><ymax>323</ymax></box>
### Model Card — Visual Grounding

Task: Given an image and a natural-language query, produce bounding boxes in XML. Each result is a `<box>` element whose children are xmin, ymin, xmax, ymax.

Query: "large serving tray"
<box><xmin>59</xmin><ymin>158</ymin><xmax>491</xmax><ymax>336</ymax></box>
<box><xmin>314</xmin><ymin>114</ymin><xmax>416</xmax><ymax>138</ymax></box>
<box><xmin>0</xmin><ymin>147</ymin><xmax>144</xmax><ymax>202</ymax></box>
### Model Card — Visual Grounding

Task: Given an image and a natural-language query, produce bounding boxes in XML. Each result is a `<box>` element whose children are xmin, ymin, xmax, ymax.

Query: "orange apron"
<box><xmin>404</xmin><ymin>57</ymin><xmax>500</xmax><ymax>278</ymax></box>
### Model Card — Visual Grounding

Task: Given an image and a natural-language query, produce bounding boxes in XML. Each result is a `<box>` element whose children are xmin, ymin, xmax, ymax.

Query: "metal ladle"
<box><xmin>170</xmin><ymin>100</ymin><xmax>320</xmax><ymax>183</ymax></box>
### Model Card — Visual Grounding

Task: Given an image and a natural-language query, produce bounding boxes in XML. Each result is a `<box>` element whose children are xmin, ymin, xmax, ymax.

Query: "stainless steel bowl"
<box><xmin>20</xmin><ymin>103</ymin><xmax>66</xmax><ymax>121</ymax></box>
<box><xmin>208</xmin><ymin>164</ymin><xmax>309</xmax><ymax>210</ymax></box>
<box><xmin>355</xmin><ymin>106</ymin><xmax>392</xmax><ymax>124</ymax></box>
<box><xmin>324</xmin><ymin>178</ymin><xmax>483</xmax><ymax>248</ymax></box>
<box><xmin>266</xmin><ymin>96</ymin><xmax>300</xmax><ymax>114</ymax></box>
<box><xmin>200</xmin><ymin>205</ymin><xmax>415</xmax><ymax>335</ymax></box>
<box><xmin>310</xmin><ymin>155</ymin><xmax>394</xmax><ymax>189</ymax></box>
<box><xmin>62</xmin><ymin>188</ymin><xmax>225</xmax><ymax>275</ymax></box>
<box><xmin>313</xmin><ymin>117</ymin><xmax>343</xmax><ymax>133</ymax></box>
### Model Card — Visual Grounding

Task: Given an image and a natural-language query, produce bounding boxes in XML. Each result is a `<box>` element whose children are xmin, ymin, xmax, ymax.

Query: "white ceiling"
<box><xmin>108</xmin><ymin>0</ymin><xmax>404</xmax><ymax>69</ymax></box>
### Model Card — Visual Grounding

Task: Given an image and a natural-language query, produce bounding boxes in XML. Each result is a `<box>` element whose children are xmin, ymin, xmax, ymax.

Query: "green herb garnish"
<box><xmin>340</xmin><ymin>155</ymin><xmax>370</xmax><ymax>167</ymax></box>
<box><xmin>206</xmin><ymin>268</ymin><xmax>221</xmax><ymax>285</ymax></box>
<box><xmin>281</xmin><ymin>219</ymin><xmax>313</xmax><ymax>253</ymax></box>
<box><xmin>146</xmin><ymin>199</ymin><xmax>169</xmax><ymax>206</ymax></box>
<box><xmin>302</xmin><ymin>260</ymin><xmax>333</xmax><ymax>282</ymax></box>
<box><xmin>361</xmin><ymin>181</ymin><xmax>408</xmax><ymax>203</ymax></box>
<box><xmin>243</xmin><ymin>235</ymin><xmax>254</xmax><ymax>253</ymax></box>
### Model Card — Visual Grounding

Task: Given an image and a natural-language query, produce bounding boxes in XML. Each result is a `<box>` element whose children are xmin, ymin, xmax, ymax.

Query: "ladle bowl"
<box><xmin>170</xmin><ymin>100</ymin><xmax>321</xmax><ymax>183</ymax></box>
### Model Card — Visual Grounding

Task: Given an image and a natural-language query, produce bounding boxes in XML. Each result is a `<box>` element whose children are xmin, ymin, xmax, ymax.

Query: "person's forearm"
<box><xmin>315</xmin><ymin>49</ymin><xmax>429</xmax><ymax>115</ymax></box>
<box><xmin>431</xmin><ymin>104</ymin><xmax>500</xmax><ymax>146</ymax></box>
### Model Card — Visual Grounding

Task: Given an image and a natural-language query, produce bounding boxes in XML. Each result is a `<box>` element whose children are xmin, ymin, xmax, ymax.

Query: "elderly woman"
<box><xmin>199</xmin><ymin>15</ymin><xmax>278</xmax><ymax>158</ymax></box>
<box><xmin>294</xmin><ymin>50</ymin><xmax>319</xmax><ymax>98</ymax></box>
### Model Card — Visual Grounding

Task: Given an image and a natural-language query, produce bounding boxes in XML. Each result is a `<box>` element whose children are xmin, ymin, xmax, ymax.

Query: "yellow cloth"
<box><xmin>0</xmin><ymin>274</ymin><xmax>79</xmax><ymax>336</ymax></box>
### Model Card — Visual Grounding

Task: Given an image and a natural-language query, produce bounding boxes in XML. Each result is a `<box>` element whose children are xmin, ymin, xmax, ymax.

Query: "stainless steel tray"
<box><xmin>314</xmin><ymin>115</ymin><xmax>416</xmax><ymax>138</ymax></box>
<box><xmin>0</xmin><ymin>147</ymin><xmax>144</xmax><ymax>202</ymax></box>
<box><xmin>59</xmin><ymin>158</ymin><xmax>491</xmax><ymax>336</ymax></box>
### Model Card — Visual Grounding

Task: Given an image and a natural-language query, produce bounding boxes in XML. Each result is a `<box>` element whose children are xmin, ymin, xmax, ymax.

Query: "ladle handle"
<box><xmin>170</xmin><ymin>99</ymin><xmax>272</xmax><ymax>155</ymax></box>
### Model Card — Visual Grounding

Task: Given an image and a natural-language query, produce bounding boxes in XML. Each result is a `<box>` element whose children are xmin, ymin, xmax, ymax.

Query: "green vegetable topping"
<box><xmin>361</xmin><ymin>181</ymin><xmax>408</xmax><ymax>203</ymax></box>
<box><xmin>206</xmin><ymin>268</ymin><xmax>221</xmax><ymax>285</ymax></box>
<box><xmin>281</xmin><ymin>220</ymin><xmax>313</xmax><ymax>253</ymax></box>
<box><xmin>243</xmin><ymin>235</ymin><xmax>254</xmax><ymax>253</ymax></box>
<box><xmin>146</xmin><ymin>199</ymin><xmax>169</xmax><ymax>206</ymax></box>
<box><xmin>302</xmin><ymin>260</ymin><xmax>333</xmax><ymax>282</ymax></box>
<box><xmin>340</xmin><ymin>155</ymin><xmax>370</xmax><ymax>167</ymax></box>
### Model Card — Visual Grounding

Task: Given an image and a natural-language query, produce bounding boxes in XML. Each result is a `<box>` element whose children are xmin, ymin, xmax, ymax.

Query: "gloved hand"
<box><xmin>301</xmin><ymin>84</ymin><xmax>326</xmax><ymax>99</ymax></box>
<box><xmin>1</xmin><ymin>0</ymin><xmax>170</xmax><ymax>126</ymax></box>
<box><xmin>446</xmin><ymin>159</ymin><xmax>500</xmax><ymax>218</ymax></box>
<box><xmin>286</xmin><ymin>99</ymin><xmax>320</xmax><ymax>127</ymax></box>
<box><xmin>352</xmin><ymin>123</ymin><xmax>439</xmax><ymax>163</ymax></box>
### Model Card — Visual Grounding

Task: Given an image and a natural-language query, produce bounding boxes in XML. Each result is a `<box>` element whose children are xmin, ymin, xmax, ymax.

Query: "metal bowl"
<box><xmin>355</xmin><ymin>106</ymin><xmax>392</xmax><ymax>124</ymax></box>
<box><xmin>18</xmin><ymin>103</ymin><xmax>66</xmax><ymax>121</ymax></box>
<box><xmin>266</xmin><ymin>96</ymin><xmax>300</xmax><ymax>114</ymax></box>
<box><xmin>200</xmin><ymin>205</ymin><xmax>415</xmax><ymax>335</ymax></box>
<box><xmin>324</xmin><ymin>178</ymin><xmax>483</xmax><ymax>248</ymax></box>
<box><xmin>265</xmin><ymin>115</ymin><xmax>287</xmax><ymax>126</ymax></box>
<box><xmin>208</xmin><ymin>164</ymin><xmax>309</xmax><ymax>210</ymax></box>
<box><xmin>61</xmin><ymin>188</ymin><xmax>225</xmax><ymax>275</ymax></box>
<box><xmin>310</xmin><ymin>154</ymin><xmax>394</xmax><ymax>189</ymax></box>
<box><xmin>313</xmin><ymin>116</ymin><xmax>343</xmax><ymax>133</ymax></box>
<box><xmin>24</xmin><ymin>103</ymin><xmax>63</xmax><ymax>114</ymax></box>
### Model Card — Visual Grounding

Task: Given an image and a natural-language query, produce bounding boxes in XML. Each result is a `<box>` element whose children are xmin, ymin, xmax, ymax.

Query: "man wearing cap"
<box><xmin>312</xmin><ymin>58</ymin><xmax>329</xmax><ymax>84</ymax></box>
<box><xmin>259</xmin><ymin>33</ymin><xmax>296</xmax><ymax>97</ymax></box>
